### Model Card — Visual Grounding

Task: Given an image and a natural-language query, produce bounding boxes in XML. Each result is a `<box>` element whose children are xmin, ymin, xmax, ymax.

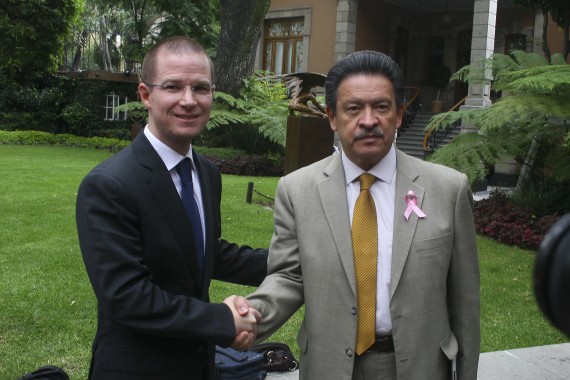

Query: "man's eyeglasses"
<box><xmin>145</xmin><ymin>82</ymin><xmax>215</xmax><ymax>97</ymax></box>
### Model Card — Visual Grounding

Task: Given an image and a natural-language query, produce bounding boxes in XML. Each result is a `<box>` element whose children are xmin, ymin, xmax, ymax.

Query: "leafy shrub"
<box><xmin>0</xmin><ymin>130</ymin><xmax>283</xmax><ymax>176</ymax></box>
<box><xmin>62</xmin><ymin>103</ymin><xmax>93</xmax><ymax>134</ymax></box>
<box><xmin>204</xmin><ymin>154</ymin><xmax>283</xmax><ymax>177</ymax></box>
<box><xmin>511</xmin><ymin>168</ymin><xmax>570</xmax><ymax>217</ymax></box>
<box><xmin>0</xmin><ymin>83</ymin><xmax>66</xmax><ymax>132</ymax></box>
<box><xmin>0</xmin><ymin>130</ymin><xmax>130</xmax><ymax>152</ymax></box>
<box><xmin>474</xmin><ymin>190</ymin><xmax>560</xmax><ymax>250</ymax></box>
<box><xmin>200</xmin><ymin>123</ymin><xmax>283</xmax><ymax>155</ymax></box>
<box><xmin>0</xmin><ymin>73</ymin><xmax>137</xmax><ymax>138</ymax></box>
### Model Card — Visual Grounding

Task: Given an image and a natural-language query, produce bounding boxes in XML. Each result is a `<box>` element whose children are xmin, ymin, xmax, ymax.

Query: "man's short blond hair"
<box><xmin>140</xmin><ymin>36</ymin><xmax>214</xmax><ymax>84</ymax></box>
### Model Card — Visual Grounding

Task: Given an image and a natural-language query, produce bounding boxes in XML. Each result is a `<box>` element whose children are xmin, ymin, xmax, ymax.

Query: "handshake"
<box><xmin>223</xmin><ymin>295</ymin><xmax>262</xmax><ymax>351</ymax></box>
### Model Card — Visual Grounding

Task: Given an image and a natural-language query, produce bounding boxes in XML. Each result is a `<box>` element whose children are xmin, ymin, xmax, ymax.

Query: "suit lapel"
<box><xmin>390</xmin><ymin>150</ymin><xmax>424</xmax><ymax>298</ymax></box>
<box><xmin>193</xmin><ymin>152</ymin><xmax>215</xmax><ymax>297</ymax></box>
<box><xmin>132</xmin><ymin>134</ymin><xmax>204</xmax><ymax>291</ymax></box>
<box><xmin>318</xmin><ymin>155</ymin><xmax>358</xmax><ymax>296</ymax></box>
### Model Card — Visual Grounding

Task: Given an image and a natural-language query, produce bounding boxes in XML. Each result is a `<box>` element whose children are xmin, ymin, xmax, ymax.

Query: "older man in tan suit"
<box><xmin>247</xmin><ymin>51</ymin><xmax>480</xmax><ymax>379</ymax></box>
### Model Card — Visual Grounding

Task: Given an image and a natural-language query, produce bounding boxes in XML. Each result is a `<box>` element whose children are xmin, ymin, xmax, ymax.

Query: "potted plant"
<box><xmin>428</xmin><ymin>63</ymin><xmax>452</xmax><ymax>113</ymax></box>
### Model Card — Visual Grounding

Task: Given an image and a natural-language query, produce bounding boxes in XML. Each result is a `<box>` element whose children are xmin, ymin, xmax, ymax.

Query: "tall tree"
<box><xmin>90</xmin><ymin>0</ymin><xmax>158</xmax><ymax>68</ymax></box>
<box><xmin>89</xmin><ymin>0</ymin><xmax>219</xmax><ymax>66</ymax></box>
<box><xmin>0</xmin><ymin>0</ymin><xmax>83</xmax><ymax>83</ymax></box>
<box><xmin>157</xmin><ymin>0</ymin><xmax>219</xmax><ymax>53</ymax></box>
<box><xmin>214</xmin><ymin>0</ymin><xmax>270</xmax><ymax>97</ymax></box>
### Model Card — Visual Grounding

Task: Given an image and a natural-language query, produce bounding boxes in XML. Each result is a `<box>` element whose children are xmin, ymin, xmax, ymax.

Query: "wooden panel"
<box><xmin>284</xmin><ymin>116</ymin><xmax>334</xmax><ymax>175</ymax></box>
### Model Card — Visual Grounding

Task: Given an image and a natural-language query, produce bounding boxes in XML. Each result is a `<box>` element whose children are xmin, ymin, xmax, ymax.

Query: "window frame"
<box><xmin>104</xmin><ymin>92</ymin><xmax>128</xmax><ymax>121</ymax></box>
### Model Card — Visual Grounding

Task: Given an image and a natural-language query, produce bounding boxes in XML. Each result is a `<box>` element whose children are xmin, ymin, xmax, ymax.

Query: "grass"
<box><xmin>0</xmin><ymin>145</ymin><xmax>567</xmax><ymax>379</ymax></box>
<box><xmin>478</xmin><ymin>236</ymin><xmax>568</xmax><ymax>351</ymax></box>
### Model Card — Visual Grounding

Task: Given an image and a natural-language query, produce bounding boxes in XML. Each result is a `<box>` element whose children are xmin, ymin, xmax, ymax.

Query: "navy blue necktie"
<box><xmin>176</xmin><ymin>158</ymin><xmax>204</xmax><ymax>275</ymax></box>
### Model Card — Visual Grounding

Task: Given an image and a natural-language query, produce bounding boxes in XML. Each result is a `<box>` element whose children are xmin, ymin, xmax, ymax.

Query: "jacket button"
<box><xmin>346</xmin><ymin>349</ymin><xmax>353</xmax><ymax>357</ymax></box>
<box><xmin>351</xmin><ymin>307</ymin><xmax>357</xmax><ymax>315</ymax></box>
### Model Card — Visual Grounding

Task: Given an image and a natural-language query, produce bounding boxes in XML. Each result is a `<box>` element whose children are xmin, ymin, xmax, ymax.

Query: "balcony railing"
<box><xmin>59</xmin><ymin>24</ymin><xmax>141</xmax><ymax>75</ymax></box>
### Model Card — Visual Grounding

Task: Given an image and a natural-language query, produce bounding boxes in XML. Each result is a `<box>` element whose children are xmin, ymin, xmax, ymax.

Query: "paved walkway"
<box><xmin>472</xmin><ymin>186</ymin><xmax>513</xmax><ymax>202</ymax></box>
<box><xmin>478</xmin><ymin>343</ymin><xmax>570</xmax><ymax>379</ymax></box>
<box><xmin>266</xmin><ymin>343</ymin><xmax>570</xmax><ymax>380</ymax></box>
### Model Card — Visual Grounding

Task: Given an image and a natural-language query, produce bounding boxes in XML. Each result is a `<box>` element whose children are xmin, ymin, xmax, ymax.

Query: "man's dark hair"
<box><xmin>140</xmin><ymin>36</ymin><xmax>214</xmax><ymax>84</ymax></box>
<box><xmin>324</xmin><ymin>50</ymin><xmax>405</xmax><ymax>114</ymax></box>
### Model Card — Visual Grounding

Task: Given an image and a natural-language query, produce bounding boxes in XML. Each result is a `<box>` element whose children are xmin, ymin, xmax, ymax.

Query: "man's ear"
<box><xmin>139</xmin><ymin>83</ymin><xmax>151</xmax><ymax>109</ymax></box>
<box><xmin>326</xmin><ymin>106</ymin><xmax>337</xmax><ymax>132</ymax></box>
<box><xmin>395</xmin><ymin>104</ymin><xmax>404</xmax><ymax>129</ymax></box>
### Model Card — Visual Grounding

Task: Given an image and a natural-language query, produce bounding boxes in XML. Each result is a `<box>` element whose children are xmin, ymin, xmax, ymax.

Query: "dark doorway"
<box><xmin>455</xmin><ymin>28</ymin><xmax>472</xmax><ymax>105</ymax></box>
<box><xmin>394</xmin><ymin>26</ymin><xmax>409</xmax><ymax>76</ymax></box>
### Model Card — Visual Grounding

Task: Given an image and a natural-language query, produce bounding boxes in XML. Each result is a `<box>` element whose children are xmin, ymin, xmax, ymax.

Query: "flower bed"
<box><xmin>474</xmin><ymin>190</ymin><xmax>560</xmax><ymax>250</ymax></box>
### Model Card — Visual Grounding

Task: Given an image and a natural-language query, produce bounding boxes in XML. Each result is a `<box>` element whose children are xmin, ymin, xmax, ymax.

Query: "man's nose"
<box><xmin>359</xmin><ymin>107</ymin><xmax>376</xmax><ymax>128</ymax></box>
<box><xmin>179</xmin><ymin>86</ymin><xmax>197</xmax><ymax>105</ymax></box>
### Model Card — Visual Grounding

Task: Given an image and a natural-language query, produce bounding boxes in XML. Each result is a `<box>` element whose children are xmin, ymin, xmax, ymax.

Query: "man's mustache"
<box><xmin>354</xmin><ymin>127</ymin><xmax>385</xmax><ymax>140</ymax></box>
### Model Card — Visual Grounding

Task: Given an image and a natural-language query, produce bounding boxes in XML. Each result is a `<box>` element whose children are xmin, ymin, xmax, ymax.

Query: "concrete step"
<box><xmin>398</xmin><ymin>111</ymin><xmax>460</xmax><ymax>159</ymax></box>
<box><xmin>398</xmin><ymin>112</ymin><xmax>433</xmax><ymax>159</ymax></box>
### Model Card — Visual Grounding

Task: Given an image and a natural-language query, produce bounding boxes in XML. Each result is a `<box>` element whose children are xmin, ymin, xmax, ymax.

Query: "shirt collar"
<box><xmin>144</xmin><ymin>126</ymin><xmax>195</xmax><ymax>171</ymax></box>
<box><xmin>342</xmin><ymin>144</ymin><xmax>397</xmax><ymax>185</ymax></box>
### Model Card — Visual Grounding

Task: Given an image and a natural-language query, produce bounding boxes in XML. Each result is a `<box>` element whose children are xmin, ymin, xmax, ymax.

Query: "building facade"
<box><xmin>256</xmin><ymin>0</ymin><xmax>567</xmax><ymax>113</ymax></box>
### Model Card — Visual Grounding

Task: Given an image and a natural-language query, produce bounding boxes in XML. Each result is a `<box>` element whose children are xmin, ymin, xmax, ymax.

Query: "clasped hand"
<box><xmin>223</xmin><ymin>295</ymin><xmax>261</xmax><ymax>351</ymax></box>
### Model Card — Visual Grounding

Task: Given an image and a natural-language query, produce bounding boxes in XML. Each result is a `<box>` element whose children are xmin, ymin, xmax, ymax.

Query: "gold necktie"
<box><xmin>352</xmin><ymin>173</ymin><xmax>378</xmax><ymax>355</ymax></box>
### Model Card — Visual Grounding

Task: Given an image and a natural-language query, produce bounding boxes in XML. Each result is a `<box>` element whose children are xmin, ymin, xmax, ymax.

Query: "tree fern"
<box><xmin>426</xmin><ymin>51</ymin><xmax>570</xmax><ymax>198</ymax></box>
<box><xmin>428</xmin><ymin>132</ymin><xmax>499</xmax><ymax>181</ymax></box>
<box><xmin>497</xmin><ymin>65</ymin><xmax>570</xmax><ymax>95</ymax></box>
<box><xmin>207</xmin><ymin>71</ymin><xmax>288</xmax><ymax>147</ymax></box>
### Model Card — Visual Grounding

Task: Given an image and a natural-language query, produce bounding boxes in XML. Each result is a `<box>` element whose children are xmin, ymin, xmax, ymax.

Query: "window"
<box><xmin>505</xmin><ymin>33</ymin><xmax>527</xmax><ymax>54</ymax></box>
<box><xmin>263</xmin><ymin>18</ymin><xmax>304</xmax><ymax>75</ymax></box>
<box><xmin>104</xmin><ymin>92</ymin><xmax>128</xmax><ymax>121</ymax></box>
<box><xmin>427</xmin><ymin>36</ymin><xmax>445</xmax><ymax>84</ymax></box>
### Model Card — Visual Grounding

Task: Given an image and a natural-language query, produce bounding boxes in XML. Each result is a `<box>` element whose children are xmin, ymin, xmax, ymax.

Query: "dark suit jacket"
<box><xmin>76</xmin><ymin>132</ymin><xmax>267</xmax><ymax>380</ymax></box>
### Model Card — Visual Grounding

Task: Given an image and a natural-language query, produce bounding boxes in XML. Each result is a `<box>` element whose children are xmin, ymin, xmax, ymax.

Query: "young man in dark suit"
<box><xmin>76</xmin><ymin>36</ymin><xmax>267</xmax><ymax>380</ymax></box>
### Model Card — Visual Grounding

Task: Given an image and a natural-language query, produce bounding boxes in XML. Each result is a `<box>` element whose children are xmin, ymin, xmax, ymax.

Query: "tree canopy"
<box><xmin>0</xmin><ymin>0</ymin><xmax>83</xmax><ymax>83</ymax></box>
<box><xmin>85</xmin><ymin>0</ymin><xmax>220</xmax><ymax>65</ymax></box>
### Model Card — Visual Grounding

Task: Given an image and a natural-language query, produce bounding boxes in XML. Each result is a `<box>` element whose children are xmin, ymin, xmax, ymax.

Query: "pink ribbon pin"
<box><xmin>404</xmin><ymin>190</ymin><xmax>426</xmax><ymax>220</ymax></box>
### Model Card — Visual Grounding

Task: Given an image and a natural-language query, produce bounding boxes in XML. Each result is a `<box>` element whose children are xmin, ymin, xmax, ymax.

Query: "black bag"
<box><xmin>250</xmin><ymin>342</ymin><xmax>299</xmax><ymax>372</ymax></box>
<box><xmin>215</xmin><ymin>346</ymin><xmax>266</xmax><ymax>380</ymax></box>
<box><xmin>16</xmin><ymin>365</ymin><xmax>70</xmax><ymax>380</ymax></box>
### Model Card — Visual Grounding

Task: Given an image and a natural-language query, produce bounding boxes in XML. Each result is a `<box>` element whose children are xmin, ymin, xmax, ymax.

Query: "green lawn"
<box><xmin>0</xmin><ymin>145</ymin><xmax>567</xmax><ymax>379</ymax></box>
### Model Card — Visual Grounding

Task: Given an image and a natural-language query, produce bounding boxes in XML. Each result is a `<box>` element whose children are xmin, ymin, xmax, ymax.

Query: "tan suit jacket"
<box><xmin>248</xmin><ymin>149</ymin><xmax>480</xmax><ymax>379</ymax></box>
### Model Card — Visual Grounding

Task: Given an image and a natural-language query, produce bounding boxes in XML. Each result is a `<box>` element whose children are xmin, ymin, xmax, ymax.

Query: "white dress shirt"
<box><xmin>342</xmin><ymin>144</ymin><xmax>397</xmax><ymax>336</ymax></box>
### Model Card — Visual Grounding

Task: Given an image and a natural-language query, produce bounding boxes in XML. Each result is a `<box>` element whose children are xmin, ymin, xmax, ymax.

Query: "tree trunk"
<box><xmin>515</xmin><ymin>135</ymin><xmax>541</xmax><ymax>194</ymax></box>
<box><xmin>562</xmin><ymin>13</ymin><xmax>570</xmax><ymax>61</ymax></box>
<box><xmin>558</xmin><ymin>0</ymin><xmax>570</xmax><ymax>61</ymax></box>
<box><xmin>215</xmin><ymin>0</ymin><xmax>270</xmax><ymax>97</ymax></box>
<box><xmin>99</xmin><ymin>16</ymin><xmax>112</xmax><ymax>70</ymax></box>
<box><xmin>71</xmin><ymin>29</ymin><xmax>88</xmax><ymax>71</ymax></box>
<box><xmin>541</xmin><ymin>7</ymin><xmax>551</xmax><ymax>63</ymax></box>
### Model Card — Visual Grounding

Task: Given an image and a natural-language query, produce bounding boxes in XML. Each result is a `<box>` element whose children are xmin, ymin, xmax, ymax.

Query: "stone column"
<box><xmin>332</xmin><ymin>0</ymin><xmax>359</xmax><ymax>150</ymax></box>
<box><xmin>532</xmin><ymin>10</ymin><xmax>545</xmax><ymax>54</ymax></box>
<box><xmin>460</xmin><ymin>0</ymin><xmax>497</xmax><ymax>131</ymax></box>
<box><xmin>334</xmin><ymin>0</ymin><xmax>358</xmax><ymax>62</ymax></box>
